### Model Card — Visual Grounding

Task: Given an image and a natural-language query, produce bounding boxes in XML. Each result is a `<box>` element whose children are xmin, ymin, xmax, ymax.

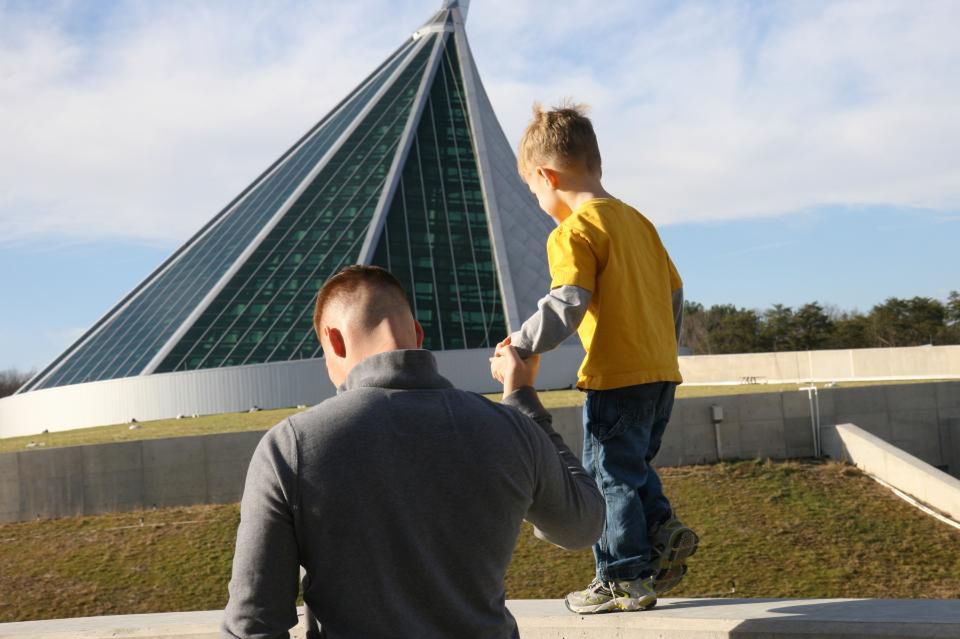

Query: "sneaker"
<box><xmin>648</xmin><ymin>517</ymin><xmax>699</xmax><ymax>594</ymax></box>
<box><xmin>564</xmin><ymin>577</ymin><xmax>657</xmax><ymax>614</ymax></box>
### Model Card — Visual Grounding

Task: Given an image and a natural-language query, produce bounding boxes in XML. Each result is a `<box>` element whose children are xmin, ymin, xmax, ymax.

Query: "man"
<box><xmin>222</xmin><ymin>265</ymin><xmax>604</xmax><ymax>639</ymax></box>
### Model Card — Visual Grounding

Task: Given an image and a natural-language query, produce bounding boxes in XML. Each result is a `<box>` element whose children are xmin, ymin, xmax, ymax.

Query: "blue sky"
<box><xmin>1</xmin><ymin>0</ymin><xmax>958</xmax><ymax>371</ymax></box>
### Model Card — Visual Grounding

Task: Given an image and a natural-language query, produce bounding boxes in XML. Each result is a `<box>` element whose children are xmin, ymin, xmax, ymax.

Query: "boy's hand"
<box><xmin>490</xmin><ymin>345</ymin><xmax>541</xmax><ymax>396</ymax></box>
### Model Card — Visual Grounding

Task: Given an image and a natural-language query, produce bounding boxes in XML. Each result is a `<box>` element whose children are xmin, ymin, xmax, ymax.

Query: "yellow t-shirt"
<box><xmin>547</xmin><ymin>198</ymin><xmax>683</xmax><ymax>390</ymax></box>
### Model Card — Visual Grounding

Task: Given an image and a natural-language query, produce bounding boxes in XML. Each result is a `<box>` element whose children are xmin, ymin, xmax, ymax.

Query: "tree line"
<box><xmin>1</xmin><ymin>292</ymin><xmax>958</xmax><ymax>393</ymax></box>
<box><xmin>0</xmin><ymin>370</ymin><xmax>34</xmax><ymax>399</ymax></box>
<box><xmin>681</xmin><ymin>292</ymin><xmax>960</xmax><ymax>355</ymax></box>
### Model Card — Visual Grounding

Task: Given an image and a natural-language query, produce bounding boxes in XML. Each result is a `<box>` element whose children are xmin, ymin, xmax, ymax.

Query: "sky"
<box><xmin>1</xmin><ymin>0</ymin><xmax>958</xmax><ymax>371</ymax></box>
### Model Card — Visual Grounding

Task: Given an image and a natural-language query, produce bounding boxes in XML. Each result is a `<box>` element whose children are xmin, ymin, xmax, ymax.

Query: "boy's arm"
<box><xmin>511</xmin><ymin>226</ymin><xmax>598</xmax><ymax>358</ymax></box>
<box><xmin>510</xmin><ymin>285</ymin><xmax>592</xmax><ymax>358</ymax></box>
<box><xmin>668</xmin><ymin>254</ymin><xmax>684</xmax><ymax>347</ymax></box>
<box><xmin>673</xmin><ymin>286</ymin><xmax>684</xmax><ymax>346</ymax></box>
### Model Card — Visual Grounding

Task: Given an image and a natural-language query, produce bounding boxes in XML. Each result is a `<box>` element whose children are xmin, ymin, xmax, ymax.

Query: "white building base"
<box><xmin>0</xmin><ymin>345</ymin><xmax>584</xmax><ymax>439</ymax></box>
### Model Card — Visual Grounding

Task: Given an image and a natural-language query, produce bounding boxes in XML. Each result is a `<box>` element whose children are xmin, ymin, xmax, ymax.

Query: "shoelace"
<box><xmin>590</xmin><ymin>579</ymin><xmax>624</xmax><ymax>598</ymax></box>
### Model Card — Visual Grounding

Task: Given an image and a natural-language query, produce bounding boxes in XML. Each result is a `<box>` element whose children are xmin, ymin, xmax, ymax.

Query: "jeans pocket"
<box><xmin>588</xmin><ymin>392</ymin><xmax>638</xmax><ymax>442</ymax></box>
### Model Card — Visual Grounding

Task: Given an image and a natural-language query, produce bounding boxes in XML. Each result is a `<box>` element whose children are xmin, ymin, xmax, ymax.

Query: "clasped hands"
<box><xmin>489</xmin><ymin>335</ymin><xmax>541</xmax><ymax>396</ymax></box>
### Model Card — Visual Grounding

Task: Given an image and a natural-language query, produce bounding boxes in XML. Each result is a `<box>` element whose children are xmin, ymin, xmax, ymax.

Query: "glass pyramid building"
<box><xmin>17</xmin><ymin>1</ymin><xmax>556</xmax><ymax>396</ymax></box>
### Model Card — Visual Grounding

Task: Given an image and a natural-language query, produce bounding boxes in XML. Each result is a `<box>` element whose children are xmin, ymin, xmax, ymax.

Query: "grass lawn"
<box><xmin>1</xmin><ymin>460</ymin><xmax>958</xmax><ymax>623</ymax></box>
<box><xmin>1</xmin><ymin>378</ymin><xmax>950</xmax><ymax>454</ymax></box>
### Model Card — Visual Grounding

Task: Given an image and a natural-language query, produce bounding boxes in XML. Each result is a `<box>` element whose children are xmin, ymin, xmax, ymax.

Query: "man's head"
<box><xmin>313</xmin><ymin>265</ymin><xmax>423</xmax><ymax>387</ymax></box>
<box><xmin>517</xmin><ymin>101</ymin><xmax>602</xmax><ymax>221</ymax></box>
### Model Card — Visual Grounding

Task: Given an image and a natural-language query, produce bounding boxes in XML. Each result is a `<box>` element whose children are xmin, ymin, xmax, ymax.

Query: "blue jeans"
<box><xmin>582</xmin><ymin>381</ymin><xmax>677</xmax><ymax>581</ymax></box>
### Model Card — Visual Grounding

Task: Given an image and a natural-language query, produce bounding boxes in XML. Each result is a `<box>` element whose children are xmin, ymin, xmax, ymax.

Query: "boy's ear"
<box><xmin>537</xmin><ymin>166</ymin><xmax>560</xmax><ymax>189</ymax></box>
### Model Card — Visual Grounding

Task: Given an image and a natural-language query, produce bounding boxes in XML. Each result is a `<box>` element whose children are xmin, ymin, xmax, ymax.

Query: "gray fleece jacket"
<box><xmin>221</xmin><ymin>349</ymin><xmax>604</xmax><ymax>639</ymax></box>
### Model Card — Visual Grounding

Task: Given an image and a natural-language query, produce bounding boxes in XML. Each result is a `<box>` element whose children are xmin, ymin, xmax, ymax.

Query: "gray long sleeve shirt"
<box><xmin>221</xmin><ymin>349</ymin><xmax>604</xmax><ymax>639</ymax></box>
<box><xmin>511</xmin><ymin>285</ymin><xmax>685</xmax><ymax>358</ymax></box>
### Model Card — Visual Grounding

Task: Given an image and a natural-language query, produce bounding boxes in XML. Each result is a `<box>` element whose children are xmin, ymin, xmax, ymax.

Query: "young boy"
<box><xmin>494</xmin><ymin>102</ymin><xmax>698</xmax><ymax>614</ymax></box>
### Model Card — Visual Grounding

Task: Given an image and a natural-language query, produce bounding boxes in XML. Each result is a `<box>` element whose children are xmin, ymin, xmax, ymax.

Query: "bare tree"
<box><xmin>0</xmin><ymin>369</ymin><xmax>34</xmax><ymax>398</ymax></box>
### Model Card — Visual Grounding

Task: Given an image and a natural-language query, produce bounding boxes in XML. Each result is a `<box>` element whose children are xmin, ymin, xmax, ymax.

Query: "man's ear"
<box><xmin>324</xmin><ymin>326</ymin><xmax>347</xmax><ymax>358</ymax></box>
<box><xmin>414</xmin><ymin>320</ymin><xmax>425</xmax><ymax>349</ymax></box>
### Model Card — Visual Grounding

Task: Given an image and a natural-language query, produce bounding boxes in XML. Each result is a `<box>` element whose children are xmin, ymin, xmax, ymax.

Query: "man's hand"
<box><xmin>490</xmin><ymin>344</ymin><xmax>540</xmax><ymax>396</ymax></box>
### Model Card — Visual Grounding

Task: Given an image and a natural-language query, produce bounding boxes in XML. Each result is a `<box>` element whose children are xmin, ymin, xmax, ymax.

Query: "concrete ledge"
<box><xmin>4</xmin><ymin>599</ymin><xmax>960</xmax><ymax>638</ymax></box>
<box><xmin>823</xmin><ymin>422</ymin><xmax>960</xmax><ymax>522</ymax></box>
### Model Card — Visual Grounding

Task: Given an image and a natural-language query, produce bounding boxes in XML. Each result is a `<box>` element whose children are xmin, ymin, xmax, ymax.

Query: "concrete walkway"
<box><xmin>2</xmin><ymin>598</ymin><xmax>960</xmax><ymax>638</ymax></box>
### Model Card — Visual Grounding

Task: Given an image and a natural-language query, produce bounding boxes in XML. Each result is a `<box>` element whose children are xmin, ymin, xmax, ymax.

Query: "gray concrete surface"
<box><xmin>822</xmin><ymin>422</ymin><xmax>960</xmax><ymax>523</ymax></box>
<box><xmin>0</xmin><ymin>430</ymin><xmax>267</xmax><ymax>523</ymax></box>
<box><xmin>2</xmin><ymin>381</ymin><xmax>958</xmax><ymax>523</ymax></box>
<box><xmin>143</xmin><ymin>436</ymin><xmax>208</xmax><ymax>508</ymax></box>
<box><xmin>4</xmin><ymin>599</ymin><xmax>960</xmax><ymax>638</ymax></box>
<box><xmin>679</xmin><ymin>344</ymin><xmax>960</xmax><ymax>385</ymax></box>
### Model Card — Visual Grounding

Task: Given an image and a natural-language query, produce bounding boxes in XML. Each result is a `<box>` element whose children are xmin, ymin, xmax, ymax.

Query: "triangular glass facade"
<box><xmin>372</xmin><ymin>37</ymin><xmax>505</xmax><ymax>350</ymax></box>
<box><xmin>156</xmin><ymin>41</ymin><xmax>435</xmax><ymax>372</ymax></box>
<box><xmin>22</xmin><ymin>4</ymin><xmax>551</xmax><ymax>394</ymax></box>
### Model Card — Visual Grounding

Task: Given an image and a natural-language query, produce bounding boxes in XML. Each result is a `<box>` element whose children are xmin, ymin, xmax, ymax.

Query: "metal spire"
<box><xmin>442</xmin><ymin>0</ymin><xmax>470</xmax><ymax>21</ymax></box>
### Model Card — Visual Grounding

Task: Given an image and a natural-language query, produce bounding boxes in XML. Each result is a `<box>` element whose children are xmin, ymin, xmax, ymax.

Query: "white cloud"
<box><xmin>472</xmin><ymin>0</ymin><xmax>960</xmax><ymax>225</ymax></box>
<box><xmin>1</xmin><ymin>0</ymin><xmax>958</xmax><ymax>244</ymax></box>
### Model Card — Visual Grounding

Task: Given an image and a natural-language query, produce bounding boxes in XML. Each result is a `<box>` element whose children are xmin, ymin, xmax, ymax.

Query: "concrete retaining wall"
<box><xmin>679</xmin><ymin>344</ymin><xmax>960</xmax><ymax>385</ymax></box>
<box><xmin>2</xmin><ymin>381</ymin><xmax>958</xmax><ymax>523</ymax></box>
<box><xmin>4</xmin><ymin>599</ymin><xmax>960</xmax><ymax>638</ymax></box>
<box><xmin>549</xmin><ymin>381</ymin><xmax>960</xmax><ymax>476</ymax></box>
<box><xmin>0</xmin><ymin>431</ymin><xmax>264</xmax><ymax>523</ymax></box>
<box><xmin>822</xmin><ymin>422</ymin><xmax>960</xmax><ymax>523</ymax></box>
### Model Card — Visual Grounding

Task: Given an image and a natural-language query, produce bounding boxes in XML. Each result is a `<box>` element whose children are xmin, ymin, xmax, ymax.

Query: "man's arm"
<box><xmin>491</xmin><ymin>348</ymin><xmax>604</xmax><ymax>549</ymax></box>
<box><xmin>222</xmin><ymin>425</ymin><xmax>301</xmax><ymax>639</ymax></box>
<box><xmin>510</xmin><ymin>285</ymin><xmax>592</xmax><ymax>358</ymax></box>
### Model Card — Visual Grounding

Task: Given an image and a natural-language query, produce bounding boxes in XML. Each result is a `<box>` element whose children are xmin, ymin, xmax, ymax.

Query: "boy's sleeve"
<box><xmin>547</xmin><ymin>226</ymin><xmax>598</xmax><ymax>292</ymax></box>
<box><xmin>667</xmin><ymin>254</ymin><xmax>683</xmax><ymax>291</ymax></box>
<box><xmin>667</xmin><ymin>255</ymin><xmax>684</xmax><ymax>344</ymax></box>
<box><xmin>510</xmin><ymin>285</ymin><xmax>591</xmax><ymax>357</ymax></box>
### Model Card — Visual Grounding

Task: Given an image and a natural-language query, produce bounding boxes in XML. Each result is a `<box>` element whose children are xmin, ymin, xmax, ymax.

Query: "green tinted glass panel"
<box><xmin>156</xmin><ymin>39</ymin><xmax>435</xmax><ymax>372</ymax></box>
<box><xmin>31</xmin><ymin>39</ymin><xmax>417</xmax><ymax>390</ymax></box>
<box><xmin>372</xmin><ymin>37</ymin><xmax>506</xmax><ymax>350</ymax></box>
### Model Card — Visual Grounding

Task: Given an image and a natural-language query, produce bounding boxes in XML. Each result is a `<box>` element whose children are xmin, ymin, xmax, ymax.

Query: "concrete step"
<box><xmin>2</xmin><ymin>598</ymin><xmax>959</xmax><ymax>638</ymax></box>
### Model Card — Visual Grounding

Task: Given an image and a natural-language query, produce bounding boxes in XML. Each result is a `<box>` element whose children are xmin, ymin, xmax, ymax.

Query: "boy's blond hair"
<box><xmin>517</xmin><ymin>100</ymin><xmax>602</xmax><ymax>178</ymax></box>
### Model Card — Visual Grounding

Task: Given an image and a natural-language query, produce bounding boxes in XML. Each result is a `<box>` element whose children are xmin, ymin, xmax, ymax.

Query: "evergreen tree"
<box><xmin>793</xmin><ymin>302</ymin><xmax>833</xmax><ymax>350</ymax></box>
<box><xmin>759</xmin><ymin>304</ymin><xmax>795</xmax><ymax>351</ymax></box>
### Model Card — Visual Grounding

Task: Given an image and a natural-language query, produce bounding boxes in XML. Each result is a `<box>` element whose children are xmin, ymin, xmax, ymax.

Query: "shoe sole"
<box><xmin>653</xmin><ymin>526</ymin><xmax>699</xmax><ymax>594</ymax></box>
<box><xmin>564</xmin><ymin>595</ymin><xmax>657</xmax><ymax>615</ymax></box>
<box><xmin>663</xmin><ymin>527</ymin><xmax>699</xmax><ymax>564</ymax></box>
<box><xmin>653</xmin><ymin>564</ymin><xmax>687</xmax><ymax>595</ymax></box>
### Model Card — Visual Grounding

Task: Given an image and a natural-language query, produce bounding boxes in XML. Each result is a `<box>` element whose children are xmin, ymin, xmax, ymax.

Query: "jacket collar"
<box><xmin>340</xmin><ymin>349</ymin><xmax>453</xmax><ymax>393</ymax></box>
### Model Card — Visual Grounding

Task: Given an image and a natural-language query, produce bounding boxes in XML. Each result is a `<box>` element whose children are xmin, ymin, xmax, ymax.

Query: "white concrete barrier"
<box><xmin>680</xmin><ymin>344</ymin><xmax>960</xmax><ymax>385</ymax></box>
<box><xmin>3</xmin><ymin>599</ymin><xmax>960</xmax><ymax>638</ymax></box>
<box><xmin>822</xmin><ymin>422</ymin><xmax>960</xmax><ymax>523</ymax></box>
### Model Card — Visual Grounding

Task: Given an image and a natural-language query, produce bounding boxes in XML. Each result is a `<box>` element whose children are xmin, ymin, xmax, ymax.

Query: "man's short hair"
<box><xmin>517</xmin><ymin>100</ymin><xmax>602</xmax><ymax>178</ymax></box>
<box><xmin>313</xmin><ymin>265</ymin><xmax>413</xmax><ymax>340</ymax></box>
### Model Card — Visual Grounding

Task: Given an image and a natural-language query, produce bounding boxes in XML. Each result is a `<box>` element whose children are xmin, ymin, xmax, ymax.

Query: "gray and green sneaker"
<box><xmin>648</xmin><ymin>517</ymin><xmax>699</xmax><ymax>594</ymax></box>
<box><xmin>564</xmin><ymin>577</ymin><xmax>657</xmax><ymax>614</ymax></box>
